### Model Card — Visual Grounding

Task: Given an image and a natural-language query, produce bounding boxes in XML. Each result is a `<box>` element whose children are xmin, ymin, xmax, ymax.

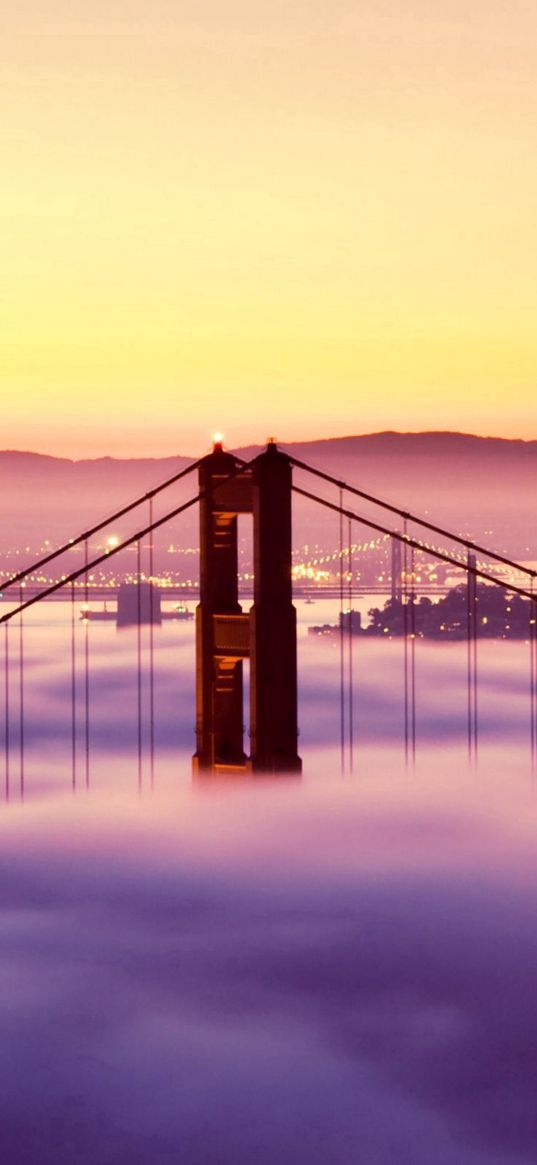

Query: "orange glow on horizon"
<box><xmin>2</xmin><ymin>2</ymin><xmax>536</xmax><ymax>458</ymax></box>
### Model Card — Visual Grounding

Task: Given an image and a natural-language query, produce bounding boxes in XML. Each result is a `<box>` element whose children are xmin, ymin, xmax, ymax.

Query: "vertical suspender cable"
<box><xmin>466</xmin><ymin>550</ymin><xmax>478</xmax><ymax>764</ymax></box>
<box><xmin>4</xmin><ymin>623</ymin><xmax>9</xmax><ymax>801</ymax></box>
<box><xmin>403</xmin><ymin>521</ymin><xmax>409</xmax><ymax>766</ymax></box>
<box><xmin>149</xmin><ymin>497</ymin><xmax>155</xmax><ymax>787</ymax></box>
<box><xmin>409</xmin><ymin>545</ymin><xmax>416</xmax><ymax>765</ymax></box>
<box><xmin>530</xmin><ymin>580</ymin><xmax>536</xmax><ymax>771</ymax></box>
<box><xmin>137</xmin><ymin>537</ymin><xmax>143</xmax><ymax>790</ymax></box>
<box><xmin>71</xmin><ymin>580</ymin><xmax>76</xmax><ymax>791</ymax></box>
<box><xmin>466</xmin><ymin>552</ymin><xmax>472</xmax><ymax>763</ymax></box>
<box><xmin>339</xmin><ymin>487</ymin><xmax>345</xmax><ymax>774</ymax></box>
<box><xmin>473</xmin><ymin>564</ymin><xmax>478</xmax><ymax>762</ymax></box>
<box><xmin>531</xmin><ymin>591</ymin><xmax>535</xmax><ymax>773</ymax></box>
<box><xmin>84</xmin><ymin>539</ymin><xmax>90</xmax><ymax>788</ymax></box>
<box><xmin>19</xmin><ymin>582</ymin><xmax>24</xmax><ymax>798</ymax></box>
<box><xmin>347</xmin><ymin>517</ymin><xmax>354</xmax><ymax>772</ymax></box>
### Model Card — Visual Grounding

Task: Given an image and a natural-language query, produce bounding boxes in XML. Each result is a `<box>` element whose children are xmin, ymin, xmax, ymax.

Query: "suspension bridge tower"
<box><xmin>193</xmin><ymin>439</ymin><xmax>301</xmax><ymax>774</ymax></box>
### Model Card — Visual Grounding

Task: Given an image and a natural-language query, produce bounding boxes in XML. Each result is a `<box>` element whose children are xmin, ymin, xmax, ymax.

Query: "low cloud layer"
<box><xmin>0</xmin><ymin>611</ymin><xmax>536</xmax><ymax>1162</ymax></box>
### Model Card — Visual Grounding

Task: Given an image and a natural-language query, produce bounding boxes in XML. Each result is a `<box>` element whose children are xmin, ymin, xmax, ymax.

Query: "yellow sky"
<box><xmin>2</xmin><ymin>1</ymin><xmax>536</xmax><ymax>456</ymax></box>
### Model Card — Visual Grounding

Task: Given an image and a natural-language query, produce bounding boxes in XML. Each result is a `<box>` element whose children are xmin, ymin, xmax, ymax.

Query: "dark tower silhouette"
<box><xmin>250</xmin><ymin>444</ymin><xmax>301</xmax><ymax>772</ymax></box>
<box><xmin>193</xmin><ymin>439</ymin><xmax>301</xmax><ymax>774</ymax></box>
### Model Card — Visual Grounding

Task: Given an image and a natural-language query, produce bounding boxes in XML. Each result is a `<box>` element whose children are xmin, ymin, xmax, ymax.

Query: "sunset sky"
<box><xmin>2</xmin><ymin>1</ymin><xmax>536</xmax><ymax>457</ymax></box>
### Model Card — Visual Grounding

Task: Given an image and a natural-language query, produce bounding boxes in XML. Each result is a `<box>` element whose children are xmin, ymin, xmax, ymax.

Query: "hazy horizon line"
<box><xmin>2</xmin><ymin>428</ymin><xmax>537</xmax><ymax>465</ymax></box>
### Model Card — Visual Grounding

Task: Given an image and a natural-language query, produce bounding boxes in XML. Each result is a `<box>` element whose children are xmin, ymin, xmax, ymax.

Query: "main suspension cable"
<box><xmin>289</xmin><ymin>455</ymin><xmax>537</xmax><ymax>582</ymax></box>
<box><xmin>0</xmin><ymin>457</ymin><xmax>207</xmax><ymax>596</ymax></box>
<box><xmin>0</xmin><ymin>457</ymin><xmax>255</xmax><ymax>628</ymax></box>
<box><xmin>291</xmin><ymin>485</ymin><xmax>537</xmax><ymax>604</ymax></box>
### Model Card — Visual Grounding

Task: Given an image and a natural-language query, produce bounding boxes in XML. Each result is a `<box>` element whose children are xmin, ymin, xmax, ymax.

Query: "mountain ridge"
<box><xmin>1</xmin><ymin>432</ymin><xmax>535</xmax><ymax>559</ymax></box>
<box><xmin>1</xmin><ymin>431</ymin><xmax>537</xmax><ymax>467</ymax></box>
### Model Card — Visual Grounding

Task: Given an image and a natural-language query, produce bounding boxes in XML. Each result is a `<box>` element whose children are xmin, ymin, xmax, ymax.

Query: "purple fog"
<box><xmin>1</xmin><ymin>603</ymin><xmax>536</xmax><ymax>1163</ymax></box>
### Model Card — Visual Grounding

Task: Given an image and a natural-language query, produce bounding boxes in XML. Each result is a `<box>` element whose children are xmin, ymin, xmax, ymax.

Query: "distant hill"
<box><xmin>1</xmin><ymin>433</ymin><xmax>535</xmax><ymax>562</ymax></box>
<box><xmin>0</xmin><ymin>450</ymin><xmax>193</xmax><ymax>555</ymax></box>
<box><xmin>273</xmin><ymin>432</ymin><xmax>537</xmax><ymax>558</ymax></box>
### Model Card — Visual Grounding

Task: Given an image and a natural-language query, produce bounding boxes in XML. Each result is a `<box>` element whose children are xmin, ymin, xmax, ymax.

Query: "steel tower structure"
<box><xmin>193</xmin><ymin>439</ymin><xmax>301</xmax><ymax>773</ymax></box>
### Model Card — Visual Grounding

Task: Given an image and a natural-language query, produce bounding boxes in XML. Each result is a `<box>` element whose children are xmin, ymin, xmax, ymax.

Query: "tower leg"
<box><xmin>193</xmin><ymin>449</ymin><xmax>246</xmax><ymax>771</ymax></box>
<box><xmin>250</xmin><ymin>444</ymin><xmax>301</xmax><ymax>772</ymax></box>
